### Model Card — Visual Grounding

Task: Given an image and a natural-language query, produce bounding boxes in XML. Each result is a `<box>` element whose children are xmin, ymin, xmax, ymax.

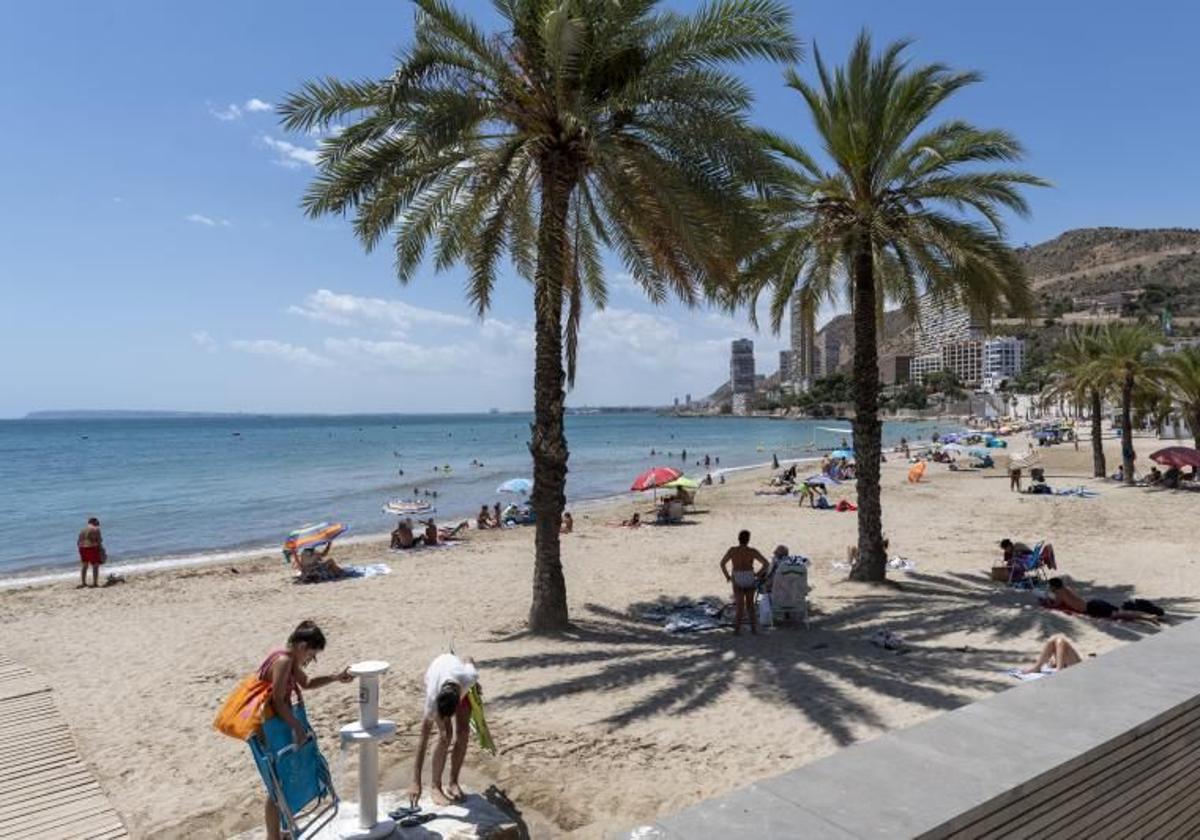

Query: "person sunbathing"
<box><xmin>621</xmin><ymin>512</ymin><xmax>641</xmax><ymax>528</ymax></box>
<box><xmin>999</xmin><ymin>538</ymin><xmax>1056</xmax><ymax>571</ymax></box>
<box><xmin>295</xmin><ymin>544</ymin><xmax>345</xmax><ymax>578</ymax></box>
<box><xmin>391</xmin><ymin>519</ymin><xmax>424</xmax><ymax>549</ymax></box>
<box><xmin>1023</xmin><ymin>634</ymin><xmax>1082</xmax><ymax>674</ymax></box>
<box><xmin>1043</xmin><ymin>578</ymin><xmax>1160</xmax><ymax>624</ymax></box>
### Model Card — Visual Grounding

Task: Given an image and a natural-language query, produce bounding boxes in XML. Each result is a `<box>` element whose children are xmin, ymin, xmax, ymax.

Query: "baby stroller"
<box><xmin>251</xmin><ymin>705</ymin><xmax>339</xmax><ymax>839</ymax></box>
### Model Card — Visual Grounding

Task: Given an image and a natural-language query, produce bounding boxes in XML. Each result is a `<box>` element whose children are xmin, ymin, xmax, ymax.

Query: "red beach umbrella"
<box><xmin>630</xmin><ymin>466</ymin><xmax>683</xmax><ymax>492</ymax></box>
<box><xmin>1149</xmin><ymin>446</ymin><xmax>1200</xmax><ymax>470</ymax></box>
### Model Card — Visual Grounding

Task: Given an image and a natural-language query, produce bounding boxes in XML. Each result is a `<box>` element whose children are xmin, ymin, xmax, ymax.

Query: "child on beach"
<box><xmin>719</xmin><ymin>530</ymin><xmax>770</xmax><ymax>635</ymax></box>
<box><xmin>260</xmin><ymin>621</ymin><xmax>353</xmax><ymax>840</ymax></box>
<box><xmin>409</xmin><ymin>652</ymin><xmax>480</xmax><ymax>808</ymax></box>
<box><xmin>77</xmin><ymin>516</ymin><xmax>104</xmax><ymax>588</ymax></box>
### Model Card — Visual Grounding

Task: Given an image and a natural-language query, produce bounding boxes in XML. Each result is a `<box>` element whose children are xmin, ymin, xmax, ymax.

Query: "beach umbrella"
<box><xmin>662</xmin><ymin>476</ymin><xmax>700</xmax><ymax>490</ymax></box>
<box><xmin>942</xmin><ymin>443</ymin><xmax>965</xmax><ymax>454</ymax></box>
<box><xmin>805</xmin><ymin>475</ymin><xmax>840</xmax><ymax>486</ymax></box>
<box><xmin>940</xmin><ymin>433</ymin><xmax>960</xmax><ymax>443</ymax></box>
<box><xmin>283</xmin><ymin>522</ymin><xmax>347</xmax><ymax>560</ymax></box>
<box><xmin>496</xmin><ymin>477</ymin><xmax>533</xmax><ymax>494</ymax></box>
<box><xmin>967</xmin><ymin>447</ymin><xmax>990</xmax><ymax>458</ymax></box>
<box><xmin>1149</xmin><ymin>447</ymin><xmax>1200</xmax><ymax>470</ymax></box>
<box><xmin>987</xmin><ymin>437</ymin><xmax>1007</xmax><ymax>448</ymax></box>
<box><xmin>829</xmin><ymin>449</ymin><xmax>854</xmax><ymax>460</ymax></box>
<box><xmin>630</xmin><ymin>466</ymin><xmax>682</xmax><ymax>491</ymax></box>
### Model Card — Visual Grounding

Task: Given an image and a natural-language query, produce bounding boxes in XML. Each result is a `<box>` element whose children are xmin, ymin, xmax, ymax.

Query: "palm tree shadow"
<box><xmin>484</xmin><ymin>574</ymin><xmax>1196</xmax><ymax>746</ymax></box>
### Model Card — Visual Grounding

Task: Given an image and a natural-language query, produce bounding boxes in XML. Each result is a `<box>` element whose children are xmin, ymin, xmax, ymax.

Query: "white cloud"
<box><xmin>191</xmin><ymin>330</ymin><xmax>218</xmax><ymax>352</ymax></box>
<box><xmin>185</xmin><ymin>213</ymin><xmax>231</xmax><ymax>227</ymax></box>
<box><xmin>260</xmin><ymin>135</ymin><xmax>320</xmax><ymax>168</ymax></box>
<box><xmin>323</xmin><ymin>337</ymin><xmax>473</xmax><ymax>373</ymax></box>
<box><xmin>229</xmin><ymin>339</ymin><xmax>332</xmax><ymax>368</ymax></box>
<box><xmin>209</xmin><ymin>98</ymin><xmax>274</xmax><ymax>121</ymax></box>
<box><xmin>287</xmin><ymin>289</ymin><xmax>471</xmax><ymax>332</ymax></box>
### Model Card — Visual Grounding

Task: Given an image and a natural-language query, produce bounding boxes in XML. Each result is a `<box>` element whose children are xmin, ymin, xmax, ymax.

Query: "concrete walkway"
<box><xmin>0</xmin><ymin>654</ymin><xmax>128</xmax><ymax>839</ymax></box>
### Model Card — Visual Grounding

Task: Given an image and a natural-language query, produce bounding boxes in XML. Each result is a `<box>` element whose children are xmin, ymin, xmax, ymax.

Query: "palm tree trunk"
<box><xmin>847</xmin><ymin>241</ymin><xmax>885</xmax><ymax>582</ymax></box>
<box><xmin>1121</xmin><ymin>372</ymin><xmax>1135</xmax><ymax>486</ymax></box>
<box><xmin>1089</xmin><ymin>389</ymin><xmax>1106</xmax><ymax>478</ymax></box>
<box><xmin>527</xmin><ymin>155</ymin><xmax>574</xmax><ymax>632</ymax></box>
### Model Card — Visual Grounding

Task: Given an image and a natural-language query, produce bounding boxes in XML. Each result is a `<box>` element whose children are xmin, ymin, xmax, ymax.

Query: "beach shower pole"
<box><xmin>339</xmin><ymin>661</ymin><xmax>396</xmax><ymax>840</ymax></box>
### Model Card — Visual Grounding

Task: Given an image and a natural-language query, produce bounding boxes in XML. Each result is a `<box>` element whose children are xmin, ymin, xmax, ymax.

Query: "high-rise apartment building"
<box><xmin>789</xmin><ymin>295</ymin><xmax>817</xmax><ymax>385</ymax></box>
<box><xmin>913</xmin><ymin>294</ymin><xmax>985</xmax><ymax>356</ymax></box>
<box><xmin>778</xmin><ymin>350</ymin><xmax>794</xmax><ymax>384</ymax></box>
<box><xmin>730</xmin><ymin>339</ymin><xmax>756</xmax><ymax>395</ymax></box>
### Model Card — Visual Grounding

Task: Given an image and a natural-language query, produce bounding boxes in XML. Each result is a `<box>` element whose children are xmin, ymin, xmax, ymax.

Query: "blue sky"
<box><xmin>2</xmin><ymin>0</ymin><xmax>1197</xmax><ymax>417</ymax></box>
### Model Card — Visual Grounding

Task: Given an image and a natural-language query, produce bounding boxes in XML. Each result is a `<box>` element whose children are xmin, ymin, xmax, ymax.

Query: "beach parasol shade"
<box><xmin>630</xmin><ymin>466</ymin><xmax>683</xmax><ymax>491</ymax></box>
<box><xmin>805</xmin><ymin>475</ymin><xmax>840</xmax><ymax>486</ymax></box>
<box><xmin>829</xmin><ymin>449</ymin><xmax>854</xmax><ymax>460</ymax></box>
<box><xmin>497</xmin><ymin>477</ymin><xmax>533</xmax><ymax>494</ymax></box>
<box><xmin>663</xmin><ymin>476</ymin><xmax>699</xmax><ymax>490</ymax></box>
<box><xmin>968</xmin><ymin>447</ymin><xmax>990</xmax><ymax>458</ymax></box>
<box><xmin>941</xmin><ymin>443</ymin><xmax>965</xmax><ymax>454</ymax></box>
<box><xmin>1149</xmin><ymin>447</ymin><xmax>1200</xmax><ymax>470</ymax></box>
<box><xmin>284</xmin><ymin>522</ymin><xmax>347</xmax><ymax>558</ymax></box>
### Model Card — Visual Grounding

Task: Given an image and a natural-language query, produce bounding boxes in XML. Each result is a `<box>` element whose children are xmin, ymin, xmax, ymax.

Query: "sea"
<box><xmin>0</xmin><ymin>413</ymin><xmax>949</xmax><ymax>579</ymax></box>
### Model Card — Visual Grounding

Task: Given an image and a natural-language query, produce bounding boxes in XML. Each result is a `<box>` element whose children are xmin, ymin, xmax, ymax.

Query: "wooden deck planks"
<box><xmin>0</xmin><ymin>655</ymin><xmax>128</xmax><ymax>839</ymax></box>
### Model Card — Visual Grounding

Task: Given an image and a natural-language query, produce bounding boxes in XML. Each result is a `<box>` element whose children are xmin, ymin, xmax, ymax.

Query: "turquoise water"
<box><xmin>0</xmin><ymin>413</ymin><xmax>947</xmax><ymax>575</ymax></box>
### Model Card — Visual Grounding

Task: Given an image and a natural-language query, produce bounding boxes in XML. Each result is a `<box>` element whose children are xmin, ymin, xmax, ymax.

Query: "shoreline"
<box><xmin>0</xmin><ymin>454</ymin><xmax>826</xmax><ymax>589</ymax></box>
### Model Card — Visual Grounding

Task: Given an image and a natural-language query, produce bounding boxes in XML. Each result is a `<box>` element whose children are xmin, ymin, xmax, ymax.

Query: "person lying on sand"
<box><xmin>1043</xmin><ymin>578</ymin><xmax>1160</xmax><ymax>624</ymax></box>
<box><xmin>1023</xmin><ymin>634</ymin><xmax>1082</xmax><ymax>674</ymax></box>
<box><xmin>409</xmin><ymin>652</ymin><xmax>480</xmax><ymax>808</ymax></box>
<box><xmin>621</xmin><ymin>512</ymin><xmax>641</xmax><ymax>528</ymax></box>
<box><xmin>719</xmin><ymin>530</ymin><xmax>769</xmax><ymax>636</ymax></box>
<box><xmin>259</xmin><ymin>622</ymin><xmax>353</xmax><ymax>840</ymax></box>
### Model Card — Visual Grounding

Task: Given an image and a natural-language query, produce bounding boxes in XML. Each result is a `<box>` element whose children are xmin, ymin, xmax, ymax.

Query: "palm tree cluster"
<box><xmin>282</xmin><ymin>1</ymin><xmax>1045</xmax><ymax>628</ymax></box>
<box><xmin>1045</xmin><ymin>324</ymin><xmax>1200</xmax><ymax>485</ymax></box>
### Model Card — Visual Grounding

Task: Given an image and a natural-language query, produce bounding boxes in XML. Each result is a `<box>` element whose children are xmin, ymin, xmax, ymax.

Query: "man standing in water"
<box><xmin>77</xmin><ymin>517</ymin><xmax>104</xmax><ymax>588</ymax></box>
<box><xmin>719</xmin><ymin>530</ymin><xmax>769</xmax><ymax>635</ymax></box>
<box><xmin>409</xmin><ymin>652</ymin><xmax>480</xmax><ymax>807</ymax></box>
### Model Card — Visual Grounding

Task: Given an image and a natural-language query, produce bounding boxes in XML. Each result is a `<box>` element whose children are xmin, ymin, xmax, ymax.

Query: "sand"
<box><xmin>1</xmin><ymin>432</ymin><xmax>1196</xmax><ymax>838</ymax></box>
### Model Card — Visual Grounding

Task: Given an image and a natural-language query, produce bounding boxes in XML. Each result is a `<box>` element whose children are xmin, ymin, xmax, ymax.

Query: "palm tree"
<box><xmin>1046</xmin><ymin>327</ymin><xmax>1106</xmax><ymax>477</ymax></box>
<box><xmin>1163</xmin><ymin>346</ymin><xmax>1200</xmax><ymax>449</ymax></box>
<box><xmin>279</xmin><ymin>0</ymin><xmax>799</xmax><ymax>630</ymax></box>
<box><xmin>739</xmin><ymin>32</ymin><xmax>1045</xmax><ymax>581</ymax></box>
<box><xmin>1089</xmin><ymin>324</ymin><xmax>1166</xmax><ymax>485</ymax></box>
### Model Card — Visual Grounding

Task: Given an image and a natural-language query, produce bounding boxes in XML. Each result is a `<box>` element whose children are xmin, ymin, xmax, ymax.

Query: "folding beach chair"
<box><xmin>1008</xmin><ymin>541</ymin><xmax>1048</xmax><ymax>590</ymax></box>
<box><xmin>250</xmin><ymin>705</ymin><xmax>339</xmax><ymax>839</ymax></box>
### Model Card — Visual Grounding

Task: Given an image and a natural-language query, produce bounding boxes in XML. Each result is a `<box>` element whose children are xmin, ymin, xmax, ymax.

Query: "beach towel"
<box><xmin>641</xmin><ymin>598</ymin><xmax>731</xmax><ymax>633</ymax></box>
<box><xmin>1055</xmin><ymin>486</ymin><xmax>1099</xmax><ymax>498</ymax></box>
<box><xmin>886</xmin><ymin>557</ymin><xmax>917</xmax><ymax>573</ymax></box>
<box><xmin>466</xmin><ymin>684</ymin><xmax>496</xmax><ymax>755</ymax></box>
<box><xmin>1006</xmin><ymin>667</ymin><xmax>1054</xmax><ymax>681</ymax></box>
<box><xmin>835</xmin><ymin>499</ymin><xmax>857</xmax><ymax>512</ymax></box>
<box><xmin>294</xmin><ymin>563</ymin><xmax>390</xmax><ymax>585</ymax></box>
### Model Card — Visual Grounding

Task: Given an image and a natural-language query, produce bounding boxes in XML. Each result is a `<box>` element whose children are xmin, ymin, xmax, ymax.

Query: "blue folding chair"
<box><xmin>1008</xmin><ymin>541</ymin><xmax>1048</xmax><ymax>589</ymax></box>
<box><xmin>250</xmin><ymin>705</ymin><xmax>339</xmax><ymax>839</ymax></box>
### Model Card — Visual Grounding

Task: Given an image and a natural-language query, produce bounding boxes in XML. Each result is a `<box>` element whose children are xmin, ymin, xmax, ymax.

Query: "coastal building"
<box><xmin>778</xmin><ymin>350</ymin><xmax>794</xmax><ymax>384</ymax></box>
<box><xmin>789</xmin><ymin>295</ymin><xmax>817</xmax><ymax>386</ymax></box>
<box><xmin>980</xmin><ymin>337</ymin><xmax>1025</xmax><ymax>392</ymax></box>
<box><xmin>730</xmin><ymin>339</ymin><xmax>756</xmax><ymax>395</ymax></box>
<box><xmin>914</xmin><ymin>294</ymin><xmax>985</xmax><ymax>357</ymax></box>
<box><xmin>731</xmin><ymin>392</ymin><xmax>752</xmax><ymax>416</ymax></box>
<box><xmin>879</xmin><ymin>353</ymin><xmax>912</xmax><ymax>386</ymax></box>
<box><xmin>942</xmin><ymin>340</ymin><xmax>985</xmax><ymax>386</ymax></box>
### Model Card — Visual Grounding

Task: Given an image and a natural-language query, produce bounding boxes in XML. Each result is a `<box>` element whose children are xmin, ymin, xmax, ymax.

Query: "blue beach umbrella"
<box><xmin>497</xmin><ymin>477</ymin><xmax>532</xmax><ymax>494</ymax></box>
<box><xmin>968</xmin><ymin>447</ymin><xmax>990</xmax><ymax>458</ymax></box>
<box><xmin>829</xmin><ymin>449</ymin><xmax>854</xmax><ymax>460</ymax></box>
<box><xmin>805</xmin><ymin>475</ymin><xmax>841</xmax><ymax>486</ymax></box>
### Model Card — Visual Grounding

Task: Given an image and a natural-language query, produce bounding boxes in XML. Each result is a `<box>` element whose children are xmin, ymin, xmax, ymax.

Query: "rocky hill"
<box><xmin>1017</xmin><ymin>227</ymin><xmax>1200</xmax><ymax>313</ymax></box>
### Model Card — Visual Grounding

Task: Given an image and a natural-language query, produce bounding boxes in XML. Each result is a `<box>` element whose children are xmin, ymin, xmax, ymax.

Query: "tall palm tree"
<box><xmin>1046</xmin><ymin>327</ymin><xmax>1106</xmax><ymax>477</ymax></box>
<box><xmin>1089</xmin><ymin>324</ymin><xmax>1166</xmax><ymax>485</ymax></box>
<box><xmin>279</xmin><ymin>0</ymin><xmax>799</xmax><ymax>630</ymax></box>
<box><xmin>1163</xmin><ymin>346</ymin><xmax>1200</xmax><ymax>449</ymax></box>
<box><xmin>739</xmin><ymin>32</ymin><xmax>1045</xmax><ymax>581</ymax></box>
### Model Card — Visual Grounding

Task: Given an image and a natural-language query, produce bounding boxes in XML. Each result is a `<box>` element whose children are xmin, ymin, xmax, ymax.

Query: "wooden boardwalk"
<box><xmin>0</xmin><ymin>654</ymin><xmax>128</xmax><ymax>839</ymax></box>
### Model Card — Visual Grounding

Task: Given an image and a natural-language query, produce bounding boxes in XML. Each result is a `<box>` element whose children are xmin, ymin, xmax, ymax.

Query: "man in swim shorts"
<box><xmin>77</xmin><ymin>517</ymin><xmax>104</xmax><ymax>588</ymax></box>
<box><xmin>719</xmin><ymin>530</ymin><xmax>769</xmax><ymax>635</ymax></box>
<box><xmin>409</xmin><ymin>652</ymin><xmax>479</xmax><ymax>807</ymax></box>
<box><xmin>1045</xmin><ymin>578</ymin><xmax>1160</xmax><ymax>624</ymax></box>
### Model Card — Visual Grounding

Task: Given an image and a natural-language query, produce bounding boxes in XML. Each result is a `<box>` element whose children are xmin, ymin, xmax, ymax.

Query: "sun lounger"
<box><xmin>250</xmin><ymin>704</ymin><xmax>338</xmax><ymax>839</ymax></box>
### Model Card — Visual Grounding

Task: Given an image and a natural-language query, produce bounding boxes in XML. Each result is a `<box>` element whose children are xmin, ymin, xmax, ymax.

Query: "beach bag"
<box><xmin>214</xmin><ymin>673</ymin><xmax>275</xmax><ymax>740</ymax></box>
<box><xmin>814</xmin><ymin>495</ymin><xmax>832</xmax><ymax>510</ymax></box>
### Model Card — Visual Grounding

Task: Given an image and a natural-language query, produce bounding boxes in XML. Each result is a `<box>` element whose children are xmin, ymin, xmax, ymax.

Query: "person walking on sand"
<box><xmin>1009</xmin><ymin>465</ymin><xmax>1022</xmax><ymax>492</ymax></box>
<box><xmin>77</xmin><ymin>517</ymin><xmax>104</xmax><ymax>588</ymax></box>
<box><xmin>259</xmin><ymin>621</ymin><xmax>353</xmax><ymax>840</ymax></box>
<box><xmin>719</xmin><ymin>530</ymin><xmax>769</xmax><ymax>636</ymax></box>
<box><xmin>409</xmin><ymin>652</ymin><xmax>480</xmax><ymax>808</ymax></box>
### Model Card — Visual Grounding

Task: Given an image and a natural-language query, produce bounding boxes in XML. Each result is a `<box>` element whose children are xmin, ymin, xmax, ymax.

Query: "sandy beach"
<box><xmin>1</xmin><ymin>433</ymin><xmax>1196</xmax><ymax>838</ymax></box>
